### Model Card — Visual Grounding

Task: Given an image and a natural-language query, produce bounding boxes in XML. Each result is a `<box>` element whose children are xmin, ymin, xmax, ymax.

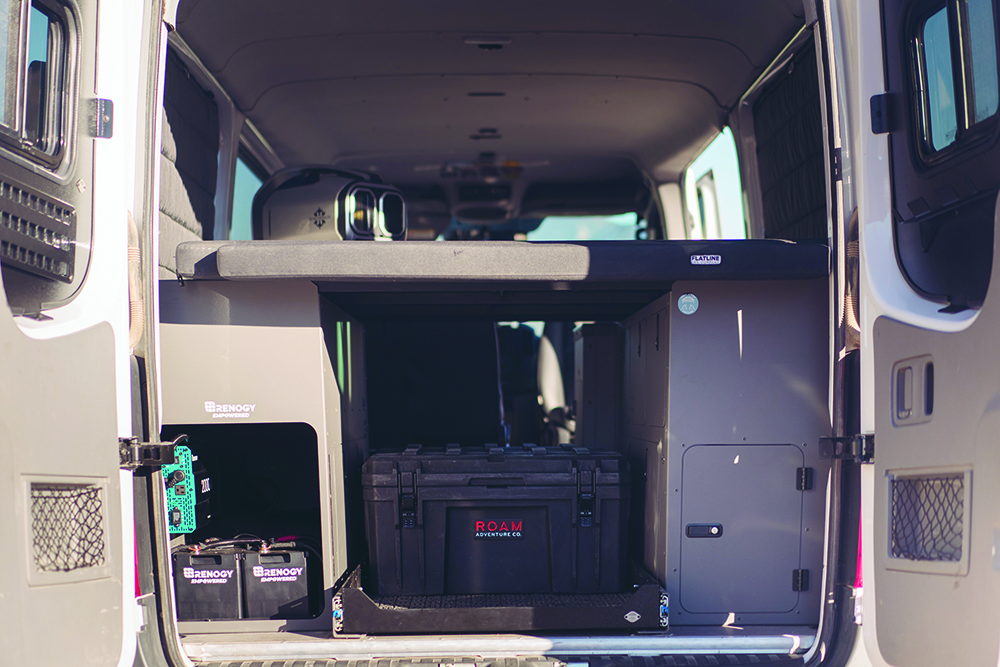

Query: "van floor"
<box><xmin>179</xmin><ymin>626</ymin><xmax>815</xmax><ymax>663</ymax></box>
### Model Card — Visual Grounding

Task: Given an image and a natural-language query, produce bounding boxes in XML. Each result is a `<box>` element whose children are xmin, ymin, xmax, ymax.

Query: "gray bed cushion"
<box><xmin>175</xmin><ymin>239</ymin><xmax>829</xmax><ymax>285</ymax></box>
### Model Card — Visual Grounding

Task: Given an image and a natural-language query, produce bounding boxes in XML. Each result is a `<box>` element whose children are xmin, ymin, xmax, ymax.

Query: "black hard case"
<box><xmin>362</xmin><ymin>444</ymin><xmax>630</xmax><ymax>596</ymax></box>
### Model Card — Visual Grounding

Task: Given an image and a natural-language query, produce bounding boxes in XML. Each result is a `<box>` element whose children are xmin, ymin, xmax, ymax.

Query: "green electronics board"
<box><xmin>163</xmin><ymin>445</ymin><xmax>197</xmax><ymax>534</ymax></box>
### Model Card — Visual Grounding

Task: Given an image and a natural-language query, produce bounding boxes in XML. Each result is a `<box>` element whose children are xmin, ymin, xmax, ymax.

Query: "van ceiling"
<box><xmin>175</xmin><ymin>0</ymin><xmax>805</xmax><ymax>187</ymax></box>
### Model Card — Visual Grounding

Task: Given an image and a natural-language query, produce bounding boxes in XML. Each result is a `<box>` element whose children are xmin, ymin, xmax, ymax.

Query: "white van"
<box><xmin>1</xmin><ymin>0</ymin><xmax>998</xmax><ymax>666</ymax></box>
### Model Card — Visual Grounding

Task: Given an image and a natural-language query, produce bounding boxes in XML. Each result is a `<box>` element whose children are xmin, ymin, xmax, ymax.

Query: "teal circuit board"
<box><xmin>163</xmin><ymin>445</ymin><xmax>197</xmax><ymax>534</ymax></box>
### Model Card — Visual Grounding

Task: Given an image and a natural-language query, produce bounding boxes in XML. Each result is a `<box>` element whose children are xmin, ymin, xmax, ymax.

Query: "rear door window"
<box><xmin>920</xmin><ymin>7</ymin><xmax>958</xmax><ymax>150</ymax></box>
<box><xmin>914</xmin><ymin>0</ymin><xmax>999</xmax><ymax>160</ymax></box>
<box><xmin>881</xmin><ymin>0</ymin><xmax>1000</xmax><ymax>309</ymax></box>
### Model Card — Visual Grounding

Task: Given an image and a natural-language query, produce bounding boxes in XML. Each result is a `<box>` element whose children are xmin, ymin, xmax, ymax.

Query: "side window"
<box><xmin>0</xmin><ymin>1</ymin><xmax>17</xmax><ymax>126</ymax></box>
<box><xmin>682</xmin><ymin>128</ymin><xmax>746</xmax><ymax>240</ymax></box>
<box><xmin>918</xmin><ymin>7</ymin><xmax>958</xmax><ymax>151</ymax></box>
<box><xmin>913</xmin><ymin>0</ymin><xmax>999</xmax><ymax>160</ymax></box>
<box><xmin>0</xmin><ymin>0</ymin><xmax>67</xmax><ymax>164</ymax></box>
<box><xmin>884</xmin><ymin>0</ymin><xmax>1000</xmax><ymax>309</ymax></box>
<box><xmin>230</xmin><ymin>153</ymin><xmax>264</xmax><ymax>240</ymax></box>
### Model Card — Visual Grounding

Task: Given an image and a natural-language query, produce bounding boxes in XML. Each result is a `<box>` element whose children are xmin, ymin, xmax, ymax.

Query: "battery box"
<box><xmin>173</xmin><ymin>546</ymin><xmax>314</xmax><ymax>620</ymax></box>
<box><xmin>362</xmin><ymin>444</ymin><xmax>630</xmax><ymax>596</ymax></box>
<box><xmin>173</xmin><ymin>550</ymin><xmax>243</xmax><ymax>620</ymax></box>
<box><xmin>244</xmin><ymin>550</ymin><xmax>311</xmax><ymax>619</ymax></box>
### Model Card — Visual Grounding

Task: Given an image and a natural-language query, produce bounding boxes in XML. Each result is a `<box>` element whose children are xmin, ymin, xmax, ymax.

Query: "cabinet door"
<box><xmin>679</xmin><ymin>444</ymin><xmax>804</xmax><ymax>616</ymax></box>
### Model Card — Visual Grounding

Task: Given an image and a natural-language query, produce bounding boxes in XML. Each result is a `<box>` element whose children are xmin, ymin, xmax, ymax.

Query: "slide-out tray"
<box><xmin>333</xmin><ymin>564</ymin><xmax>667</xmax><ymax>634</ymax></box>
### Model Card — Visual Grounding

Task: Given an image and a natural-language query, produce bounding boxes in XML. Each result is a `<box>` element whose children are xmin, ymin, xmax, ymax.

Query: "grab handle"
<box><xmin>469</xmin><ymin>477</ymin><xmax>525</xmax><ymax>487</ymax></box>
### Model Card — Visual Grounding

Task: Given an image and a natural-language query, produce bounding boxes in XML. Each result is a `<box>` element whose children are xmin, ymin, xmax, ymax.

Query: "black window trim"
<box><xmin>0</xmin><ymin>0</ymin><xmax>75</xmax><ymax>172</ymax></box>
<box><xmin>909</xmin><ymin>0</ymin><xmax>1000</xmax><ymax>167</ymax></box>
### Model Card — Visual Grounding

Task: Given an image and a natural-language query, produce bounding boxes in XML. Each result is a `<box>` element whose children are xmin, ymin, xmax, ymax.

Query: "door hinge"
<box><xmin>819</xmin><ymin>433</ymin><xmax>874</xmax><ymax>464</ymax></box>
<box><xmin>832</xmin><ymin>147</ymin><xmax>842</xmax><ymax>181</ymax></box>
<box><xmin>119</xmin><ymin>434</ymin><xmax>186</xmax><ymax>470</ymax></box>
<box><xmin>793</xmin><ymin>569</ymin><xmax>810</xmax><ymax>592</ymax></box>
<box><xmin>796</xmin><ymin>467</ymin><xmax>815</xmax><ymax>491</ymax></box>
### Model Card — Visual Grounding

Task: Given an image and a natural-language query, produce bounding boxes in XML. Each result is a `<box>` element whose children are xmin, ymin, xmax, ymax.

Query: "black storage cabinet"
<box><xmin>362</xmin><ymin>444</ymin><xmax>630</xmax><ymax>596</ymax></box>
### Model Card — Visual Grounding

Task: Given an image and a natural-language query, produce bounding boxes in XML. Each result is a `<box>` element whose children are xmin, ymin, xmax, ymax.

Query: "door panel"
<box><xmin>872</xmin><ymin>196</ymin><xmax>1000</xmax><ymax>667</ymax></box>
<box><xmin>0</xmin><ymin>0</ymin><xmax>123</xmax><ymax>662</ymax></box>
<box><xmin>0</xmin><ymin>283</ymin><xmax>123</xmax><ymax>665</ymax></box>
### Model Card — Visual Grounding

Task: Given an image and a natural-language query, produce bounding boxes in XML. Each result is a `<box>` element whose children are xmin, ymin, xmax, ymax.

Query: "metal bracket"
<box><xmin>119</xmin><ymin>433</ymin><xmax>186</xmax><ymax>470</ymax></box>
<box><xmin>819</xmin><ymin>433</ymin><xmax>874</xmax><ymax>464</ymax></box>
<box><xmin>89</xmin><ymin>98</ymin><xmax>114</xmax><ymax>139</ymax></box>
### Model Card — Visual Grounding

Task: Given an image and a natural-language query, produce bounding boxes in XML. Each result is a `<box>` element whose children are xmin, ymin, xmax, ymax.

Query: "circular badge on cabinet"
<box><xmin>677</xmin><ymin>293</ymin><xmax>699</xmax><ymax>315</ymax></box>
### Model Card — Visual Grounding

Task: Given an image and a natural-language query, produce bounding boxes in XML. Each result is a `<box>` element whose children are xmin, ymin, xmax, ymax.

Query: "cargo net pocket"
<box><xmin>30</xmin><ymin>483</ymin><xmax>106</xmax><ymax>572</ymax></box>
<box><xmin>890</xmin><ymin>474</ymin><xmax>963</xmax><ymax>562</ymax></box>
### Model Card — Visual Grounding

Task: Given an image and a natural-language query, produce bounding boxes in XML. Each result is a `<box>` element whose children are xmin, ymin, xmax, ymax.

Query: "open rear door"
<box><xmin>865</xmin><ymin>0</ymin><xmax>1000</xmax><ymax>664</ymax></box>
<box><xmin>869</xmin><ymin>198</ymin><xmax>1000</xmax><ymax>667</ymax></box>
<box><xmin>0</xmin><ymin>279</ymin><xmax>123</xmax><ymax>665</ymax></box>
<box><xmin>0</xmin><ymin>0</ymin><xmax>126</xmax><ymax>663</ymax></box>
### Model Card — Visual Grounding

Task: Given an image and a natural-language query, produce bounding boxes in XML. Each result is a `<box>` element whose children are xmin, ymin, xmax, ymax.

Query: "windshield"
<box><xmin>526</xmin><ymin>212</ymin><xmax>640</xmax><ymax>241</ymax></box>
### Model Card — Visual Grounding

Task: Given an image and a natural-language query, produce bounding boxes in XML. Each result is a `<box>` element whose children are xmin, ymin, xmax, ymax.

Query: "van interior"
<box><xmin>148</xmin><ymin>1</ymin><xmax>852</xmax><ymax>663</ymax></box>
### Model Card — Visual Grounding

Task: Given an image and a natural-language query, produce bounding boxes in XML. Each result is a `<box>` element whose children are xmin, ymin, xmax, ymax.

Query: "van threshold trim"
<box><xmin>182</xmin><ymin>631</ymin><xmax>815</xmax><ymax>662</ymax></box>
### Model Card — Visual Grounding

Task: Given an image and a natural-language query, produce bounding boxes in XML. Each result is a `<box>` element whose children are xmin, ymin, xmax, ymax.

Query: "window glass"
<box><xmin>230</xmin><ymin>156</ymin><xmax>263</xmax><ymax>240</ymax></box>
<box><xmin>0</xmin><ymin>0</ymin><xmax>20</xmax><ymax>126</ymax></box>
<box><xmin>23</xmin><ymin>2</ymin><xmax>62</xmax><ymax>156</ymax></box>
<box><xmin>922</xmin><ymin>7</ymin><xmax>959</xmax><ymax>150</ymax></box>
<box><xmin>683</xmin><ymin>127</ymin><xmax>745</xmax><ymax>240</ymax></box>
<box><xmin>526</xmin><ymin>212</ymin><xmax>639</xmax><ymax>241</ymax></box>
<box><xmin>25</xmin><ymin>5</ymin><xmax>49</xmax><ymax>147</ymax></box>
<box><xmin>963</xmin><ymin>0</ymin><xmax>999</xmax><ymax>124</ymax></box>
<box><xmin>27</xmin><ymin>4</ymin><xmax>46</xmax><ymax>62</ymax></box>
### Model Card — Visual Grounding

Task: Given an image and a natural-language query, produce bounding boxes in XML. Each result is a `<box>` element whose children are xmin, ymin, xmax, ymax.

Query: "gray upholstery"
<box><xmin>158</xmin><ymin>50</ymin><xmax>219</xmax><ymax>275</ymax></box>
<box><xmin>174</xmin><ymin>239</ymin><xmax>830</xmax><ymax>283</ymax></box>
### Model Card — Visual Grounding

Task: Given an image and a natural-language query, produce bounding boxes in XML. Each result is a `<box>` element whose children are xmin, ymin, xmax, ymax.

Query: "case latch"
<box><xmin>399</xmin><ymin>471</ymin><xmax>417</xmax><ymax>529</ymax></box>
<box><xmin>578</xmin><ymin>469</ymin><xmax>596</xmax><ymax>527</ymax></box>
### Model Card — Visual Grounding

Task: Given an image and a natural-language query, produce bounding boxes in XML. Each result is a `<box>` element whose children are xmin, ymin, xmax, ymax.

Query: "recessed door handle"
<box><xmin>686</xmin><ymin>523</ymin><xmax>723</xmax><ymax>538</ymax></box>
<box><xmin>896</xmin><ymin>366</ymin><xmax>913</xmax><ymax>420</ymax></box>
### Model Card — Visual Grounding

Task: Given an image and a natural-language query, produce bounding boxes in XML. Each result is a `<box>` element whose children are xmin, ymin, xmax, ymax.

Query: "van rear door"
<box><xmin>864</xmin><ymin>0</ymin><xmax>1000</xmax><ymax>665</ymax></box>
<box><xmin>0</xmin><ymin>0</ymin><xmax>127</xmax><ymax>663</ymax></box>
